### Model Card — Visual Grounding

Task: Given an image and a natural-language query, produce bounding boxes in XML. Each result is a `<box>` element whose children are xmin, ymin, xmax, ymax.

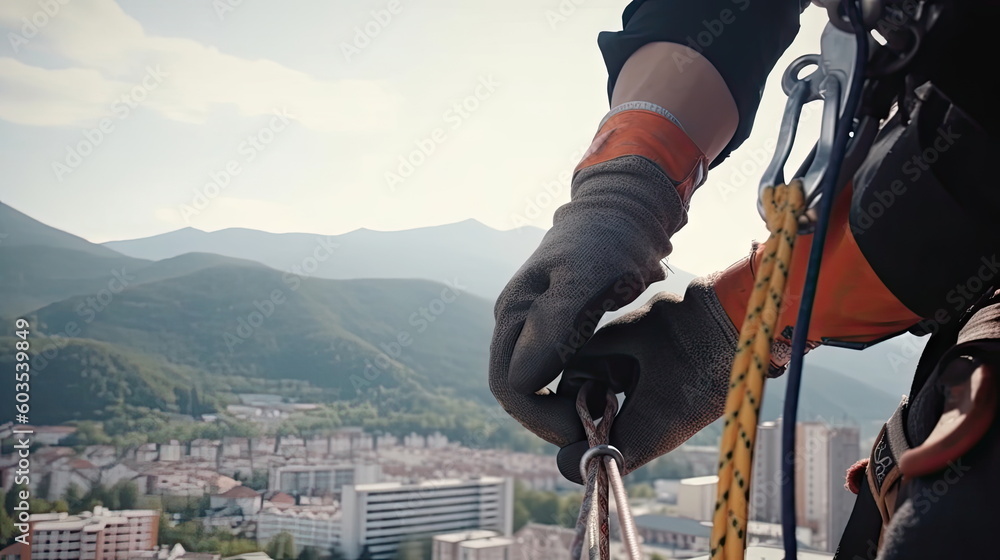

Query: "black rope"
<box><xmin>781</xmin><ymin>1</ymin><xmax>869</xmax><ymax>557</ymax></box>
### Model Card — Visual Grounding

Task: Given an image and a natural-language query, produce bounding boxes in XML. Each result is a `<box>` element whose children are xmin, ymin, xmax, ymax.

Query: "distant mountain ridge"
<box><xmin>102</xmin><ymin>219</ymin><xmax>548</xmax><ymax>299</ymax></box>
<box><xmin>0</xmin><ymin>201</ymin><xmax>122</xmax><ymax>258</ymax></box>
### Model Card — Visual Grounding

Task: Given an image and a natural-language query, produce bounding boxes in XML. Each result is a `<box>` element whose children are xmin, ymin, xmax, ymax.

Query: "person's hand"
<box><xmin>555</xmin><ymin>276</ymin><xmax>739</xmax><ymax>483</ymax></box>
<box><xmin>489</xmin><ymin>103</ymin><xmax>709</xmax><ymax>450</ymax></box>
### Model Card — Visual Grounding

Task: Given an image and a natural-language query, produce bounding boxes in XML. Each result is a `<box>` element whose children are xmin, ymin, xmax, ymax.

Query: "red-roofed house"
<box><xmin>263</xmin><ymin>491</ymin><xmax>295</xmax><ymax>508</ymax></box>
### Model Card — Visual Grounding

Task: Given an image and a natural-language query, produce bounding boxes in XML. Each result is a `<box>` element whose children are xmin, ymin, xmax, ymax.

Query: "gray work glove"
<box><xmin>490</xmin><ymin>103</ymin><xmax>710</xmax><ymax>455</ymax></box>
<box><xmin>490</xmin><ymin>153</ymin><xmax>688</xmax><ymax>447</ymax></box>
<box><xmin>555</xmin><ymin>276</ymin><xmax>738</xmax><ymax>483</ymax></box>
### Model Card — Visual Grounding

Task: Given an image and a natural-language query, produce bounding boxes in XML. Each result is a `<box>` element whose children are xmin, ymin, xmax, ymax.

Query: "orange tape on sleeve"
<box><xmin>575</xmin><ymin>109</ymin><xmax>708</xmax><ymax>205</ymax></box>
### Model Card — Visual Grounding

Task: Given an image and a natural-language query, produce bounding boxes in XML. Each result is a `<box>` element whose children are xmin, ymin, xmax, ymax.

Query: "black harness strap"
<box><xmin>833</xmin><ymin>476</ymin><xmax>883</xmax><ymax>560</ymax></box>
<box><xmin>834</xmin><ymin>291</ymin><xmax>1000</xmax><ymax>558</ymax></box>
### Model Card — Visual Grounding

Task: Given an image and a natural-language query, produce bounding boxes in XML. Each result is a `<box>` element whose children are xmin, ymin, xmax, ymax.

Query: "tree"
<box><xmin>627</xmin><ymin>482</ymin><xmax>656</xmax><ymax>499</ymax></box>
<box><xmin>84</xmin><ymin>483</ymin><xmax>113</xmax><ymax>510</ymax></box>
<box><xmin>158</xmin><ymin>517</ymin><xmax>206</xmax><ymax>551</ymax></box>
<box><xmin>297</xmin><ymin>546</ymin><xmax>322</xmax><ymax>560</ymax></box>
<box><xmin>219</xmin><ymin>538</ymin><xmax>261</xmax><ymax>556</ymax></box>
<box><xmin>513</xmin><ymin>499</ymin><xmax>531</xmax><ymax>533</ymax></box>
<box><xmin>37</xmin><ymin>474</ymin><xmax>52</xmax><ymax>501</ymax></box>
<box><xmin>0</xmin><ymin>491</ymin><xmax>15</xmax><ymax>547</ymax></box>
<box><xmin>29</xmin><ymin>499</ymin><xmax>52</xmax><ymax>514</ymax></box>
<box><xmin>113</xmin><ymin>481</ymin><xmax>139</xmax><ymax>509</ymax></box>
<box><xmin>246</xmin><ymin>470</ymin><xmax>269</xmax><ymax>491</ymax></box>
<box><xmin>156</xmin><ymin>512</ymin><xmax>173</xmax><ymax>546</ymax></box>
<box><xmin>4</xmin><ymin>484</ymin><xmax>26</xmax><ymax>515</ymax></box>
<box><xmin>513</xmin><ymin>481</ymin><xmax>563</xmax><ymax>526</ymax></box>
<box><xmin>63</xmin><ymin>483</ymin><xmax>84</xmax><ymax>513</ymax></box>
<box><xmin>556</xmin><ymin>493</ymin><xmax>583</xmax><ymax>528</ymax></box>
<box><xmin>51</xmin><ymin>500</ymin><xmax>69</xmax><ymax>513</ymax></box>
<box><xmin>395</xmin><ymin>536</ymin><xmax>430</xmax><ymax>560</ymax></box>
<box><xmin>191</xmin><ymin>386</ymin><xmax>203</xmax><ymax>416</ymax></box>
<box><xmin>267</xmin><ymin>531</ymin><xmax>296</xmax><ymax>560</ymax></box>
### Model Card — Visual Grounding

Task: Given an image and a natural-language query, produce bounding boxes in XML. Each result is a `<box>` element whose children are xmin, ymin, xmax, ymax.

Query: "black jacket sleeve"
<box><xmin>598</xmin><ymin>0</ymin><xmax>810</xmax><ymax>168</ymax></box>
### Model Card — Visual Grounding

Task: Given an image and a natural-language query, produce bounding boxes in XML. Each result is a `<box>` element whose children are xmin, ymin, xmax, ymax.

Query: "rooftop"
<box><xmin>460</xmin><ymin>537</ymin><xmax>514</xmax><ymax>549</ymax></box>
<box><xmin>258</xmin><ymin>505</ymin><xmax>340</xmax><ymax>520</ymax></box>
<box><xmin>263</xmin><ymin>491</ymin><xmax>295</xmax><ymax>505</ymax></box>
<box><xmin>433</xmin><ymin>530</ymin><xmax>499</xmax><ymax>543</ymax></box>
<box><xmin>352</xmin><ymin>476</ymin><xmax>505</xmax><ymax>492</ymax></box>
<box><xmin>634</xmin><ymin>515</ymin><xmax>712</xmax><ymax>538</ymax></box>
<box><xmin>680</xmin><ymin>475</ymin><xmax>719</xmax><ymax>486</ymax></box>
<box><xmin>217</xmin><ymin>485</ymin><xmax>261</xmax><ymax>499</ymax></box>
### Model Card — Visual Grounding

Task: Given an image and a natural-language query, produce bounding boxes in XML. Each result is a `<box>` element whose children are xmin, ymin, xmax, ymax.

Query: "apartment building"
<box><xmin>28</xmin><ymin>506</ymin><xmax>158</xmax><ymax>560</ymax></box>
<box><xmin>340</xmin><ymin>476</ymin><xmax>513</xmax><ymax>560</ymax></box>
<box><xmin>256</xmin><ymin>504</ymin><xmax>341</xmax><ymax>556</ymax></box>
<box><xmin>750</xmin><ymin>420</ymin><xmax>860</xmax><ymax>552</ymax></box>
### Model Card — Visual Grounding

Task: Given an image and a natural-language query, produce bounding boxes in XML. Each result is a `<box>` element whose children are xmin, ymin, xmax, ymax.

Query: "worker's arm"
<box><xmin>601</xmin><ymin>0</ymin><xmax>810</xmax><ymax>167</ymax></box>
<box><xmin>611</xmin><ymin>42</ymin><xmax>739</xmax><ymax>163</ymax></box>
<box><xmin>489</xmin><ymin>0</ymin><xmax>808</xmax><ymax>470</ymax></box>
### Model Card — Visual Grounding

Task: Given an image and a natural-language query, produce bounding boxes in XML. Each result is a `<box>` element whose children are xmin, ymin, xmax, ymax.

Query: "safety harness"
<box><xmin>711</xmin><ymin>0</ymin><xmax>960</xmax><ymax>558</ymax></box>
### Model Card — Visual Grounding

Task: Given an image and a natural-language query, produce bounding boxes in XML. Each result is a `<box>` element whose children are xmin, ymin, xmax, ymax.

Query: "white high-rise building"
<box><xmin>797</xmin><ymin>422</ymin><xmax>832</xmax><ymax>541</ymax></box>
<box><xmin>340</xmin><ymin>476</ymin><xmax>513</xmax><ymax>560</ymax></box>
<box><xmin>826</xmin><ymin>426</ymin><xmax>860</xmax><ymax>552</ymax></box>
<box><xmin>749</xmin><ymin>420</ymin><xmax>859</xmax><ymax>552</ymax></box>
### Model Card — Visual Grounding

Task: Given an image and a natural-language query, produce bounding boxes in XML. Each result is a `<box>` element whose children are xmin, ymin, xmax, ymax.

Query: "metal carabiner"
<box><xmin>757</xmin><ymin>22</ymin><xmax>860</xmax><ymax>228</ymax></box>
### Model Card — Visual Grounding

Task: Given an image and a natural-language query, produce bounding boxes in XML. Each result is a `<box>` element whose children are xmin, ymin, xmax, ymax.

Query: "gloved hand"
<box><xmin>555</xmin><ymin>275</ymin><xmax>739</xmax><ymax>483</ymax></box>
<box><xmin>489</xmin><ymin>102</ymin><xmax>709</xmax><ymax>450</ymax></box>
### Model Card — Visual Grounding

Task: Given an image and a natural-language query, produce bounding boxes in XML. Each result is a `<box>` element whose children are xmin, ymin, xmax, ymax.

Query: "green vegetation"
<box><xmin>158</xmin><ymin>512</ymin><xmax>260</xmax><ymax>556</ymax></box>
<box><xmin>512</xmin><ymin>480</ymin><xmax>583</xmax><ymax>532</ymax></box>
<box><xmin>298</xmin><ymin>547</ymin><xmax>324</xmax><ymax>560</ymax></box>
<box><xmin>266</xmin><ymin>531</ymin><xmax>296</xmax><ymax>559</ymax></box>
<box><xmin>395</xmin><ymin>535</ymin><xmax>432</xmax><ymax>560</ymax></box>
<box><xmin>234</xmin><ymin>470</ymin><xmax>269</xmax><ymax>491</ymax></box>
<box><xmin>626</xmin><ymin>453</ymin><xmax>698</xmax><ymax>484</ymax></box>
<box><xmin>20</xmin><ymin>265</ymin><xmax>494</xmax><ymax>402</ymax></box>
<box><xmin>1</xmin><ymin>255</ymin><xmax>558</xmax><ymax>450</ymax></box>
<box><xmin>54</xmin><ymin>481</ymin><xmax>140</xmax><ymax>514</ymax></box>
<box><xmin>0</xmin><ymin>489</ymin><xmax>18</xmax><ymax>548</ymax></box>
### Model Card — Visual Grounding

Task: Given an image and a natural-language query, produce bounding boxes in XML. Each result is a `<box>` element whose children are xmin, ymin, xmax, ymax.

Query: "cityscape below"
<box><xmin>0</xmin><ymin>414</ymin><xmax>858</xmax><ymax>560</ymax></box>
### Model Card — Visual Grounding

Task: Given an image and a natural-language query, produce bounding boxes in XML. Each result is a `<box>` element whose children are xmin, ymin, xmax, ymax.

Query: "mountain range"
<box><xmin>102</xmin><ymin>220</ymin><xmax>549</xmax><ymax>301</ymax></box>
<box><xmin>0</xmin><ymin>201</ymin><xmax>924</xmax><ymax>445</ymax></box>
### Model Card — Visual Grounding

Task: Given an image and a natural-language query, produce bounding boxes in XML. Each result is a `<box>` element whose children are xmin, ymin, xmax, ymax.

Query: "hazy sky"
<box><xmin>0</xmin><ymin>0</ymin><xmax>829</xmax><ymax>276</ymax></box>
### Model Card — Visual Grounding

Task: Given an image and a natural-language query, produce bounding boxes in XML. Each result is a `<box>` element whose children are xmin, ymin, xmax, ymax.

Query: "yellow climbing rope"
<box><xmin>710</xmin><ymin>180</ymin><xmax>805</xmax><ymax>559</ymax></box>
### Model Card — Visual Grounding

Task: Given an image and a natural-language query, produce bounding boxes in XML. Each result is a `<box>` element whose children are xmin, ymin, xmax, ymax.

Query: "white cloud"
<box><xmin>0</xmin><ymin>0</ymin><xmax>402</xmax><ymax>131</ymax></box>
